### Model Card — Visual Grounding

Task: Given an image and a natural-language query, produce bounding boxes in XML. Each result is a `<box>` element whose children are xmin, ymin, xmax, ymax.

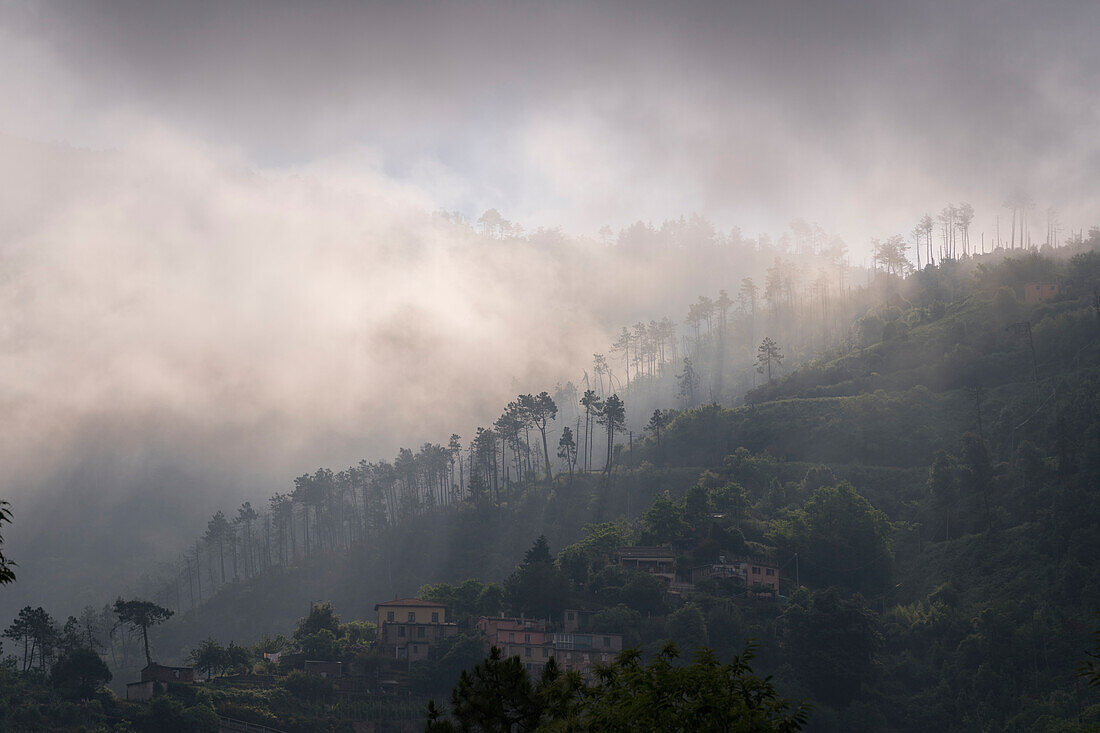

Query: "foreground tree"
<box><xmin>780</xmin><ymin>588</ymin><xmax>880</xmax><ymax>708</ymax></box>
<box><xmin>526</xmin><ymin>391</ymin><xmax>558</xmax><ymax>483</ymax></box>
<box><xmin>113</xmin><ymin>598</ymin><xmax>173</xmax><ymax>667</ymax></box>
<box><xmin>599</xmin><ymin>394</ymin><xmax>626</xmax><ymax>473</ymax></box>
<box><xmin>641</xmin><ymin>492</ymin><xmax>686</xmax><ymax>545</ymax></box>
<box><xmin>4</xmin><ymin>606</ymin><xmax>56</xmax><ymax>672</ymax></box>
<box><xmin>770</xmin><ymin>481</ymin><xmax>894</xmax><ymax>593</ymax></box>
<box><xmin>0</xmin><ymin>500</ymin><xmax>15</xmax><ymax>586</ymax></box>
<box><xmin>190</xmin><ymin>638</ymin><xmax>251</xmax><ymax>678</ymax></box>
<box><xmin>427</xmin><ymin>642</ymin><xmax>809</xmax><ymax>731</ymax></box>
<box><xmin>580</xmin><ymin>389</ymin><xmax>602</xmax><ymax>472</ymax></box>
<box><xmin>645</xmin><ymin>409</ymin><xmax>665</xmax><ymax>451</ymax></box>
<box><xmin>557</xmin><ymin>426</ymin><xmax>578</xmax><ymax>485</ymax></box>
<box><xmin>426</xmin><ymin>648</ymin><xmax>582</xmax><ymax>732</ymax></box>
<box><xmin>755</xmin><ymin>337</ymin><xmax>784</xmax><ymax>383</ymax></box>
<box><xmin>677</xmin><ymin>357</ymin><xmax>698</xmax><ymax>406</ymax></box>
<box><xmin>504</xmin><ymin>536</ymin><xmax>570</xmax><ymax>620</ymax></box>
<box><xmin>583</xmin><ymin>643</ymin><xmax>809</xmax><ymax>731</ymax></box>
<box><xmin>191</xmin><ymin>638</ymin><xmax>226</xmax><ymax>678</ymax></box>
<box><xmin>52</xmin><ymin>647</ymin><xmax>111</xmax><ymax>699</ymax></box>
<box><xmin>293</xmin><ymin>601</ymin><xmax>344</xmax><ymax>661</ymax></box>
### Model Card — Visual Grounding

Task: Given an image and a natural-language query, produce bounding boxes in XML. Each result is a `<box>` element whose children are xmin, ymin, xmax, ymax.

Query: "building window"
<box><xmin>603</xmin><ymin>637</ymin><xmax>610</xmax><ymax>647</ymax></box>
<box><xmin>752</xmin><ymin>566</ymin><xmax>761</xmax><ymax>574</ymax></box>
<box><xmin>387</xmin><ymin>611</ymin><xmax>394</xmax><ymax>622</ymax></box>
<box><xmin>543</xmin><ymin>648</ymin><xmax>548</xmax><ymax>658</ymax></box>
<box><xmin>509</xmin><ymin>632</ymin><xmax>515</xmax><ymax>642</ymax></box>
<box><xmin>525</xmin><ymin>634</ymin><xmax>531</xmax><ymax>643</ymax></box>
<box><xmin>398</xmin><ymin>626</ymin><xmax>406</xmax><ymax>637</ymax></box>
<box><xmin>431</xmin><ymin>612</ymin><xmax>439</xmax><ymax>623</ymax></box>
<box><xmin>567</xmin><ymin>611</ymin><xmax>575</xmax><ymax>620</ymax></box>
<box><xmin>525</xmin><ymin>647</ymin><xmax>532</xmax><ymax>657</ymax></box>
<box><xmin>407</xmin><ymin>612</ymin><xmax>415</xmax><ymax>622</ymax></box>
<box><xmin>765</xmin><ymin>568</ymin><xmax>775</xmax><ymax>576</ymax></box>
<box><xmin>413</xmin><ymin>645</ymin><xmax>419</xmax><ymax>654</ymax></box>
<box><xmin>417</xmin><ymin>626</ymin><xmax>426</xmax><ymax>638</ymax></box>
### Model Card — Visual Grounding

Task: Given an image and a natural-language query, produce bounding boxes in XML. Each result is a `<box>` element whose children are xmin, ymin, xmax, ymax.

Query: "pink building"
<box><xmin>474</xmin><ymin>615</ymin><xmax>623</xmax><ymax>679</ymax></box>
<box><xmin>692</xmin><ymin>555</ymin><xmax>780</xmax><ymax>597</ymax></box>
<box><xmin>476</xmin><ymin>616</ymin><xmax>550</xmax><ymax>648</ymax></box>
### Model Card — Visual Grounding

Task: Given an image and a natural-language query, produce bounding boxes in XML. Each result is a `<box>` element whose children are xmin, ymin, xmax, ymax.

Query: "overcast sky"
<box><xmin>3</xmin><ymin>0</ymin><xmax>1098</xmax><ymax>239</ymax></box>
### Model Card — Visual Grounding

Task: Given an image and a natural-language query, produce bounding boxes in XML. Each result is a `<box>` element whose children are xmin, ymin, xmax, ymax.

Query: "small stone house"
<box><xmin>126</xmin><ymin>663</ymin><xmax>194</xmax><ymax>700</ymax></box>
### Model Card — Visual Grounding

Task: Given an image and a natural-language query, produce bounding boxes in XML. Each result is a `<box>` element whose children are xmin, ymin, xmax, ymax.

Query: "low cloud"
<box><xmin>0</xmin><ymin>129</ymin><xmax>615</xmax><ymax>499</ymax></box>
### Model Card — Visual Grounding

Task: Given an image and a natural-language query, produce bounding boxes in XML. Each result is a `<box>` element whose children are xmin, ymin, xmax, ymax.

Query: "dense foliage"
<box><xmin>426</xmin><ymin>643</ymin><xmax>809</xmax><ymax>732</ymax></box>
<box><xmin>3</xmin><ymin>237</ymin><xmax>1100</xmax><ymax>730</ymax></box>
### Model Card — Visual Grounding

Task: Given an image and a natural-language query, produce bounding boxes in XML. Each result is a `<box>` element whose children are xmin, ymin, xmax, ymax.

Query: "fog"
<box><xmin>1</xmin><ymin>0</ymin><xmax>1098</xmax><ymax>616</ymax></box>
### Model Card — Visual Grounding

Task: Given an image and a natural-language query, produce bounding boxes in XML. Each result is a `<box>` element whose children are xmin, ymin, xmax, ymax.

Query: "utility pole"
<box><xmin>184</xmin><ymin>556</ymin><xmax>194</xmax><ymax>610</ymax></box>
<box><xmin>1007</xmin><ymin>321</ymin><xmax>1041</xmax><ymax>404</ymax></box>
<box><xmin>1025</xmin><ymin>321</ymin><xmax>1039</xmax><ymax>402</ymax></box>
<box><xmin>970</xmin><ymin>385</ymin><xmax>986</xmax><ymax>440</ymax></box>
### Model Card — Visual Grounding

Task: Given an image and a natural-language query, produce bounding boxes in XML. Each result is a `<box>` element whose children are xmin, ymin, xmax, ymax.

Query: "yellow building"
<box><xmin>376</xmin><ymin>598</ymin><xmax>447</xmax><ymax>626</ymax></box>
<box><xmin>374</xmin><ymin>598</ymin><xmax>456</xmax><ymax>661</ymax></box>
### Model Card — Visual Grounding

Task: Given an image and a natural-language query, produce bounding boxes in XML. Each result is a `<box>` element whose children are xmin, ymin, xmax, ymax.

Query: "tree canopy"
<box><xmin>113</xmin><ymin>598</ymin><xmax>173</xmax><ymax>667</ymax></box>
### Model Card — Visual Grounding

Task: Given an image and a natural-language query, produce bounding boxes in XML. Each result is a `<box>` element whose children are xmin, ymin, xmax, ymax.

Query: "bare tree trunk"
<box><xmin>540</xmin><ymin>426</ymin><xmax>553</xmax><ymax>484</ymax></box>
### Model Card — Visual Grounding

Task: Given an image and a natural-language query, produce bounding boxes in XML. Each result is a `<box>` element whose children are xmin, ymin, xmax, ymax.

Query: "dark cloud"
<box><xmin>3</xmin><ymin>0</ymin><xmax>1096</xmax><ymax>236</ymax></box>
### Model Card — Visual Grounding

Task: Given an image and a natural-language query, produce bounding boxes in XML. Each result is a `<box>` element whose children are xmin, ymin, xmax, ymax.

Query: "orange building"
<box><xmin>375</xmin><ymin>598</ymin><xmax>457</xmax><ymax>661</ymax></box>
<box><xmin>1024</xmin><ymin>282</ymin><xmax>1059</xmax><ymax>304</ymax></box>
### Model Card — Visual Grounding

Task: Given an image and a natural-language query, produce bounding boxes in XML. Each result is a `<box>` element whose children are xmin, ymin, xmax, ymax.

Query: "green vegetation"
<box><xmin>427</xmin><ymin>643</ymin><xmax>809</xmax><ymax>732</ymax></box>
<box><xmin>3</xmin><ymin>239</ymin><xmax>1100</xmax><ymax>730</ymax></box>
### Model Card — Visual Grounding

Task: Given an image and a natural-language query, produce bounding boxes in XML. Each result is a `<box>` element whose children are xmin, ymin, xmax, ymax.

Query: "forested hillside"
<box><xmin>5</xmin><ymin>238</ymin><xmax>1100</xmax><ymax>731</ymax></box>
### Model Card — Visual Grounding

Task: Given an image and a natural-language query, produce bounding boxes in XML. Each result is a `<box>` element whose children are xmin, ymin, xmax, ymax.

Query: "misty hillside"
<box><xmin>4</xmin><ymin>3</ymin><xmax>1100</xmax><ymax>731</ymax></box>
<box><xmin>25</xmin><ymin>239</ymin><xmax>1085</xmax><ymax>731</ymax></box>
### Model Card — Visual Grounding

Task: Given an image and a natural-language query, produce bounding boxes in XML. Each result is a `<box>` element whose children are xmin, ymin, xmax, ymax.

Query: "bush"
<box><xmin>51</xmin><ymin>647</ymin><xmax>111</xmax><ymax>699</ymax></box>
<box><xmin>282</xmin><ymin>671</ymin><xmax>335</xmax><ymax>703</ymax></box>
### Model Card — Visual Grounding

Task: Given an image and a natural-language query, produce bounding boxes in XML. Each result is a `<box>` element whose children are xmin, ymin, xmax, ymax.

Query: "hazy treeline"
<box><xmin>135</xmin><ymin>215</ymin><xmax>1096</xmax><ymax>621</ymax></box>
<box><xmin>2</xmin><ymin>187</ymin><xmax>1055</xmax><ymax>627</ymax></box>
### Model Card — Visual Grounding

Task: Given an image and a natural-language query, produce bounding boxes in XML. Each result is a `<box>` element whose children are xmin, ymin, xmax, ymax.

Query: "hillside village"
<box><xmin>127</xmin><ymin>536</ymin><xmax>782</xmax><ymax>696</ymax></box>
